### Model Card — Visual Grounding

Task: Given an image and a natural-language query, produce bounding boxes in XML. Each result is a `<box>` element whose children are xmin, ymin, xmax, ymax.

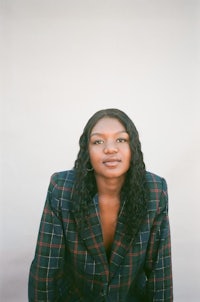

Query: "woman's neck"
<box><xmin>95</xmin><ymin>175</ymin><xmax>125</xmax><ymax>199</ymax></box>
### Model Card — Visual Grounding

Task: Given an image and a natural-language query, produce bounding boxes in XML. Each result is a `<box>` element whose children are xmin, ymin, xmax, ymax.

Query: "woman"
<box><xmin>28</xmin><ymin>108</ymin><xmax>173</xmax><ymax>301</ymax></box>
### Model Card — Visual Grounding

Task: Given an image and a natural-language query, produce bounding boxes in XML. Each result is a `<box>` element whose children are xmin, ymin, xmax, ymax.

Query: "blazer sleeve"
<box><xmin>144</xmin><ymin>178</ymin><xmax>173</xmax><ymax>302</ymax></box>
<box><xmin>28</xmin><ymin>174</ymin><xmax>66</xmax><ymax>302</ymax></box>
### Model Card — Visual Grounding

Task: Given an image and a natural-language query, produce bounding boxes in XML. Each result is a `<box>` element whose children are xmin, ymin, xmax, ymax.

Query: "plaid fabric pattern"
<box><xmin>28</xmin><ymin>170</ymin><xmax>173</xmax><ymax>302</ymax></box>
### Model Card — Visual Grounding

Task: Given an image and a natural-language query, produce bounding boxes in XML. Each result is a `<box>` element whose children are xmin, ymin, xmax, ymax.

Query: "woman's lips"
<box><xmin>102</xmin><ymin>158</ymin><xmax>121</xmax><ymax>167</ymax></box>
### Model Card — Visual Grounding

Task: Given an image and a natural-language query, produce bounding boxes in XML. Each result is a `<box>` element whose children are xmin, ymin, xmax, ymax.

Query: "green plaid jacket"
<box><xmin>28</xmin><ymin>170</ymin><xmax>173</xmax><ymax>301</ymax></box>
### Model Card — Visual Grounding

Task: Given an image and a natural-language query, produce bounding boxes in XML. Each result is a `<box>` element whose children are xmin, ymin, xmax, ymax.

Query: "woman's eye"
<box><xmin>93</xmin><ymin>140</ymin><xmax>104</xmax><ymax>145</ymax></box>
<box><xmin>116</xmin><ymin>138</ymin><xmax>127</xmax><ymax>143</ymax></box>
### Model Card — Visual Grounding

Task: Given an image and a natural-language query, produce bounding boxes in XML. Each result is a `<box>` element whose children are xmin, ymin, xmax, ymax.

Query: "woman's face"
<box><xmin>88</xmin><ymin>117</ymin><xmax>131</xmax><ymax>180</ymax></box>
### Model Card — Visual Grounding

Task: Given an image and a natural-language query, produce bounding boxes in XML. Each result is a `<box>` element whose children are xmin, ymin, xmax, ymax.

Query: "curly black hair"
<box><xmin>72</xmin><ymin>108</ymin><xmax>149</xmax><ymax>236</ymax></box>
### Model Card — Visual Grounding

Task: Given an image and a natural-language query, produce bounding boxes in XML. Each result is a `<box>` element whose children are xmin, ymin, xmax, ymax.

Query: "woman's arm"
<box><xmin>28</xmin><ymin>174</ymin><xmax>66</xmax><ymax>302</ymax></box>
<box><xmin>144</xmin><ymin>178</ymin><xmax>173</xmax><ymax>301</ymax></box>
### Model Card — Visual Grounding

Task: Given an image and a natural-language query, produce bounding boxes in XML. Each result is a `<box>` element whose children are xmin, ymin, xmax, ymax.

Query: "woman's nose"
<box><xmin>104</xmin><ymin>142</ymin><xmax>118</xmax><ymax>154</ymax></box>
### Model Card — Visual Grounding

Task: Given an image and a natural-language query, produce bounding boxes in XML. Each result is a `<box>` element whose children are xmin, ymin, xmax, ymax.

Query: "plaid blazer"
<box><xmin>28</xmin><ymin>170</ymin><xmax>173</xmax><ymax>302</ymax></box>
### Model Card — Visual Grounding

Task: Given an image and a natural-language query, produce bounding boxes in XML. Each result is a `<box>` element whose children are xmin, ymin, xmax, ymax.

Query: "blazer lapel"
<box><xmin>74</xmin><ymin>196</ymin><xmax>109</xmax><ymax>277</ymax></box>
<box><xmin>109</xmin><ymin>201</ymin><xmax>139</xmax><ymax>280</ymax></box>
<box><xmin>73</xmin><ymin>196</ymin><xmax>139</xmax><ymax>282</ymax></box>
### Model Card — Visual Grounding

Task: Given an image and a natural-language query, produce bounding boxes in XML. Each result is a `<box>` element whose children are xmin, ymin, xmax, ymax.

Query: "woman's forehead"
<box><xmin>91</xmin><ymin>117</ymin><xmax>126</xmax><ymax>134</ymax></box>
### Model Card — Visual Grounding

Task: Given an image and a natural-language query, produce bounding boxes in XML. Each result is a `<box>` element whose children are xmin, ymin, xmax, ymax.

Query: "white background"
<box><xmin>1</xmin><ymin>0</ymin><xmax>200</xmax><ymax>301</ymax></box>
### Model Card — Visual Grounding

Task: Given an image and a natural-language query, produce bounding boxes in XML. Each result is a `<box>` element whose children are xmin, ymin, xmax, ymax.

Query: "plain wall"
<box><xmin>1</xmin><ymin>0</ymin><xmax>200</xmax><ymax>301</ymax></box>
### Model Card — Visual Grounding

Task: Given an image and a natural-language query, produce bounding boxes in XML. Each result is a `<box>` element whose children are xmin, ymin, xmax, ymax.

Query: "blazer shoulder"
<box><xmin>145</xmin><ymin>171</ymin><xmax>168</xmax><ymax>212</ymax></box>
<box><xmin>47</xmin><ymin>169</ymin><xmax>75</xmax><ymax>213</ymax></box>
<box><xmin>50</xmin><ymin>169</ymin><xmax>75</xmax><ymax>189</ymax></box>
<box><xmin>48</xmin><ymin>169</ymin><xmax>75</xmax><ymax>197</ymax></box>
<box><xmin>145</xmin><ymin>171</ymin><xmax>167</xmax><ymax>189</ymax></box>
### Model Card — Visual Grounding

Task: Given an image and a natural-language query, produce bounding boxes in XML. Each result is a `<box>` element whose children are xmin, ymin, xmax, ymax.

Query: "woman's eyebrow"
<box><xmin>90</xmin><ymin>130</ymin><xmax>128</xmax><ymax>137</ymax></box>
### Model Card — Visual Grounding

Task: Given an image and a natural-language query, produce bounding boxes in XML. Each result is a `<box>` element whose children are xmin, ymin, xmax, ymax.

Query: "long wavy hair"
<box><xmin>73</xmin><ymin>108</ymin><xmax>149</xmax><ymax>235</ymax></box>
